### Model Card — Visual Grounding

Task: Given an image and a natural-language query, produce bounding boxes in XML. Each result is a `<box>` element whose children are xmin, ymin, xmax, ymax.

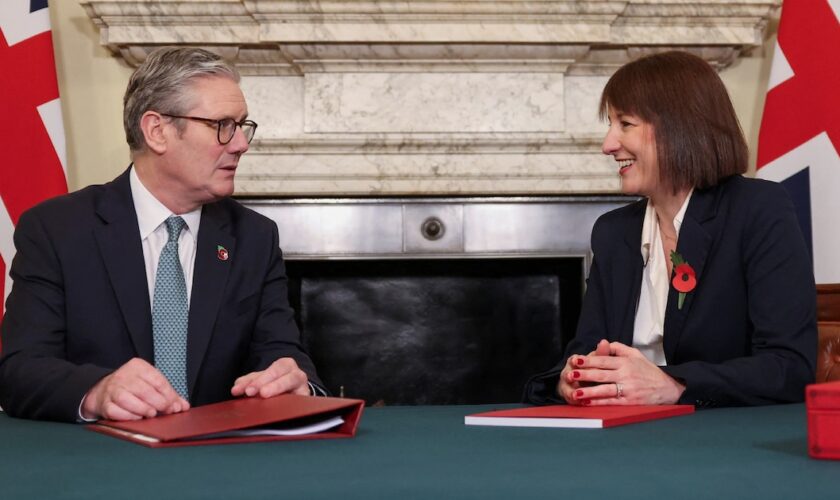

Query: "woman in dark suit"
<box><xmin>525</xmin><ymin>51</ymin><xmax>816</xmax><ymax>407</ymax></box>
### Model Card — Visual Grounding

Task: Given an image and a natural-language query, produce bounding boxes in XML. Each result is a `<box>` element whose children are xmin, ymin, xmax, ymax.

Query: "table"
<box><xmin>0</xmin><ymin>404</ymin><xmax>835</xmax><ymax>499</ymax></box>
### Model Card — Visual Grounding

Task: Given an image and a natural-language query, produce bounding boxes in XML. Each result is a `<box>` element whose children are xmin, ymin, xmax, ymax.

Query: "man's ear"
<box><xmin>139</xmin><ymin>111</ymin><xmax>168</xmax><ymax>154</ymax></box>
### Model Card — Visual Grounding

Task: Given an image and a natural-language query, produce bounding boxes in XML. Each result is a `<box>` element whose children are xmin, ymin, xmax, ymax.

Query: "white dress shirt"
<box><xmin>632</xmin><ymin>191</ymin><xmax>693</xmax><ymax>365</ymax></box>
<box><xmin>129</xmin><ymin>167</ymin><xmax>202</xmax><ymax>306</ymax></box>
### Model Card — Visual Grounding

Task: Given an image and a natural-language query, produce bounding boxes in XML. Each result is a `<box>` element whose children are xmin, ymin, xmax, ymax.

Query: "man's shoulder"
<box><xmin>20</xmin><ymin>182</ymin><xmax>110</xmax><ymax>225</ymax></box>
<box><xmin>207</xmin><ymin>198</ymin><xmax>276</xmax><ymax>231</ymax></box>
<box><xmin>17</xmin><ymin>170</ymin><xmax>135</xmax><ymax>238</ymax></box>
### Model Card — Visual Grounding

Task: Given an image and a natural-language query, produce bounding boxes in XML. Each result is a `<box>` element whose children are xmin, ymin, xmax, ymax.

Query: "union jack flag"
<box><xmin>0</xmin><ymin>0</ymin><xmax>68</xmax><ymax>336</ymax></box>
<box><xmin>756</xmin><ymin>0</ymin><xmax>840</xmax><ymax>283</ymax></box>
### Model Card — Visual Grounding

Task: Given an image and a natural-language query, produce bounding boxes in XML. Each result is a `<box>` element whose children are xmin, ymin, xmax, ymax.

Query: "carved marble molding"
<box><xmin>80</xmin><ymin>0</ymin><xmax>780</xmax><ymax>195</ymax></box>
<box><xmin>81</xmin><ymin>0</ymin><xmax>777</xmax><ymax>73</ymax></box>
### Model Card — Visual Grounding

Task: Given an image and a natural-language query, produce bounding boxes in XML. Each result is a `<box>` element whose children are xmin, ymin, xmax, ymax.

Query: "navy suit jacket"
<box><xmin>0</xmin><ymin>169</ymin><xmax>323</xmax><ymax>421</ymax></box>
<box><xmin>525</xmin><ymin>175</ymin><xmax>816</xmax><ymax>407</ymax></box>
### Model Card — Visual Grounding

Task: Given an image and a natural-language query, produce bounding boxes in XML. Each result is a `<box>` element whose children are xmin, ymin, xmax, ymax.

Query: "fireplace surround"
<box><xmin>246</xmin><ymin>196</ymin><xmax>630</xmax><ymax>404</ymax></box>
<box><xmin>80</xmin><ymin>0</ymin><xmax>780</xmax><ymax>197</ymax></box>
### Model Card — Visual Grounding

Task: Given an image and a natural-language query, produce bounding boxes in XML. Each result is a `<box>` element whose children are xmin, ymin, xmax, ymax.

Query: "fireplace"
<box><xmin>246</xmin><ymin>196</ymin><xmax>631</xmax><ymax>404</ymax></box>
<box><xmin>287</xmin><ymin>257</ymin><xmax>579</xmax><ymax>405</ymax></box>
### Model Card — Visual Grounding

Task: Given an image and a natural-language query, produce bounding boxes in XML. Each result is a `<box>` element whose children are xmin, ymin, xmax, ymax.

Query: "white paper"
<box><xmin>189</xmin><ymin>416</ymin><xmax>345</xmax><ymax>440</ymax></box>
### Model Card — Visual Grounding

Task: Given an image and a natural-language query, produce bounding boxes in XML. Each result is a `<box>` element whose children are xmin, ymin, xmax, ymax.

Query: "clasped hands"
<box><xmin>557</xmin><ymin>339</ymin><xmax>685</xmax><ymax>406</ymax></box>
<box><xmin>82</xmin><ymin>357</ymin><xmax>310</xmax><ymax>421</ymax></box>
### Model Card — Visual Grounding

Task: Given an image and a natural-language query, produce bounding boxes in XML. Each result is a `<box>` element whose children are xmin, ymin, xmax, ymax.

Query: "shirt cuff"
<box><xmin>308</xmin><ymin>381</ymin><xmax>328</xmax><ymax>397</ymax></box>
<box><xmin>77</xmin><ymin>394</ymin><xmax>98</xmax><ymax>423</ymax></box>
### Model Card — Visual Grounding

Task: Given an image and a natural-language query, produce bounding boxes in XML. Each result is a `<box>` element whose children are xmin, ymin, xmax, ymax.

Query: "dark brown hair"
<box><xmin>599</xmin><ymin>51</ymin><xmax>748</xmax><ymax>191</ymax></box>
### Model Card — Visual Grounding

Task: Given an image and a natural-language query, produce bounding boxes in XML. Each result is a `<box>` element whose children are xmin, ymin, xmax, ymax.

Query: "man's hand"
<box><xmin>562</xmin><ymin>341</ymin><xmax>685</xmax><ymax>406</ymax></box>
<box><xmin>231</xmin><ymin>357</ymin><xmax>310</xmax><ymax>398</ymax></box>
<box><xmin>81</xmin><ymin>358</ymin><xmax>190</xmax><ymax>421</ymax></box>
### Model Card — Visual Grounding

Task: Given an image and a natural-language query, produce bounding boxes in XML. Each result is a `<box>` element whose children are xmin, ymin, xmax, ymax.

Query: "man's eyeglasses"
<box><xmin>160</xmin><ymin>113</ymin><xmax>258</xmax><ymax>145</ymax></box>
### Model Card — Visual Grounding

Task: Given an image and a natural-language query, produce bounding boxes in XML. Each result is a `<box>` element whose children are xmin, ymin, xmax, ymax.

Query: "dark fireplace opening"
<box><xmin>286</xmin><ymin>258</ymin><xmax>583</xmax><ymax>406</ymax></box>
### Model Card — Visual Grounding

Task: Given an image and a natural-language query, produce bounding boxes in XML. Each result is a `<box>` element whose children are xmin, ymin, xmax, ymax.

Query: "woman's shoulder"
<box><xmin>594</xmin><ymin>197</ymin><xmax>646</xmax><ymax>229</ymax></box>
<box><xmin>710</xmin><ymin>175</ymin><xmax>798</xmax><ymax>233</ymax></box>
<box><xmin>715</xmin><ymin>174</ymin><xmax>789</xmax><ymax>205</ymax></box>
<box><xmin>589</xmin><ymin>198</ymin><xmax>646</xmax><ymax>250</ymax></box>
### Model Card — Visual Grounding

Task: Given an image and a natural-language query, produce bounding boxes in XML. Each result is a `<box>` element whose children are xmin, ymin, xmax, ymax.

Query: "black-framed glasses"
<box><xmin>160</xmin><ymin>113</ymin><xmax>258</xmax><ymax>145</ymax></box>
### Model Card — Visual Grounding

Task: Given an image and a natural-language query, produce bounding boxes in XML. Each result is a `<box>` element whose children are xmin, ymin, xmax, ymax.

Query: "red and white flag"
<box><xmin>0</xmin><ymin>0</ymin><xmax>68</xmax><ymax>331</ymax></box>
<box><xmin>756</xmin><ymin>0</ymin><xmax>840</xmax><ymax>283</ymax></box>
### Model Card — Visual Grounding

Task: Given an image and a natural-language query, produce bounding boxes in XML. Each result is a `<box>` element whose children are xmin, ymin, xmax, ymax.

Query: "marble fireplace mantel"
<box><xmin>80</xmin><ymin>0</ymin><xmax>780</xmax><ymax>196</ymax></box>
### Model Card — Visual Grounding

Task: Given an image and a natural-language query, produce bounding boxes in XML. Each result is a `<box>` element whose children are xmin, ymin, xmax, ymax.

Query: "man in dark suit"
<box><xmin>0</xmin><ymin>47</ymin><xmax>324</xmax><ymax>422</ymax></box>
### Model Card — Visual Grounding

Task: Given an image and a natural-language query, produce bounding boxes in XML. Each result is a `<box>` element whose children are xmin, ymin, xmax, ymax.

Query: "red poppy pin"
<box><xmin>669</xmin><ymin>250</ymin><xmax>696</xmax><ymax>310</ymax></box>
<box><xmin>217</xmin><ymin>245</ymin><xmax>229</xmax><ymax>261</ymax></box>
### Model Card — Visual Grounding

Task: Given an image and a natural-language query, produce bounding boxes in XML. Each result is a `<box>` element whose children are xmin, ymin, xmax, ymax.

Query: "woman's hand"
<box><xmin>556</xmin><ymin>339</ymin><xmax>611</xmax><ymax>405</ymax></box>
<box><xmin>561</xmin><ymin>341</ymin><xmax>686</xmax><ymax>405</ymax></box>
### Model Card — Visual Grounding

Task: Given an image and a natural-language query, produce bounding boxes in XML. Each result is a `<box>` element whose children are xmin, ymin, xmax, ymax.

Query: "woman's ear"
<box><xmin>139</xmin><ymin>111</ymin><xmax>168</xmax><ymax>154</ymax></box>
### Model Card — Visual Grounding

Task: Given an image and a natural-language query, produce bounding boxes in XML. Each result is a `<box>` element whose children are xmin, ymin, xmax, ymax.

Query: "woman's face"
<box><xmin>602</xmin><ymin>107</ymin><xmax>662</xmax><ymax>199</ymax></box>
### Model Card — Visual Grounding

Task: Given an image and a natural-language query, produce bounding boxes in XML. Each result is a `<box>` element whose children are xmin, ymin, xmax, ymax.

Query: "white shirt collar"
<box><xmin>129</xmin><ymin>166</ymin><xmax>202</xmax><ymax>239</ymax></box>
<box><xmin>640</xmin><ymin>189</ymin><xmax>693</xmax><ymax>265</ymax></box>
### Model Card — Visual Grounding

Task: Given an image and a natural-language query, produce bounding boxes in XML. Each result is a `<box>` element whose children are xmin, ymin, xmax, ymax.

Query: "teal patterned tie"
<box><xmin>152</xmin><ymin>216</ymin><xmax>189</xmax><ymax>399</ymax></box>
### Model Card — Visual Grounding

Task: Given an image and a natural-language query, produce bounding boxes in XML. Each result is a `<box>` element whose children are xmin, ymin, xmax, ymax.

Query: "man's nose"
<box><xmin>227</xmin><ymin>125</ymin><xmax>250</xmax><ymax>154</ymax></box>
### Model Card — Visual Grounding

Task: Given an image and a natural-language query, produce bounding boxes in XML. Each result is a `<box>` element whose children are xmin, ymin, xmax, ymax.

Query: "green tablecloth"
<box><xmin>0</xmin><ymin>404</ymin><xmax>835</xmax><ymax>499</ymax></box>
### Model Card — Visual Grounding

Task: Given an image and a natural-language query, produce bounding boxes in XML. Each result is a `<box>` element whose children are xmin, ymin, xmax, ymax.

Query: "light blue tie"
<box><xmin>152</xmin><ymin>216</ymin><xmax>189</xmax><ymax>400</ymax></box>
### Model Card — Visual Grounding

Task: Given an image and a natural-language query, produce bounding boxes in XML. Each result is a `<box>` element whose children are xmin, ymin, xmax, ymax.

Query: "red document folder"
<box><xmin>465</xmin><ymin>404</ymin><xmax>694</xmax><ymax>429</ymax></box>
<box><xmin>88</xmin><ymin>394</ymin><xmax>364</xmax><ymax>448</ymax></box>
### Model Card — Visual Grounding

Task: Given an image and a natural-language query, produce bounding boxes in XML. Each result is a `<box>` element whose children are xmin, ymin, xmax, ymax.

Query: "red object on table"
<box><xmin>806</xmin><ymin>380</ymin><xmax>840</xmax><ymax>460</ymax></box>
<box><xmin>88</xmin><ymin>394</ymin><xmax>364</xmax><ymax>448</ymax></box>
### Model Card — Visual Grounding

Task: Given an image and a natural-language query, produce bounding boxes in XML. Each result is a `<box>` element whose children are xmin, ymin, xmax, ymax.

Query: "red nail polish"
<box><xmin>582</xmin><ymin>399</ymin><xmax>591</xmax><ymax>405</ymax></box>
<box><xmin>575</xmin><ymin>390</ymin><xmax>584</xmax><ymax>398</ymax></box>
<box><xmin>575</xmin><ymin>358</ymin><xmax>585</xmax><ymax>366</ymax></box>
<box><xmin>572</xmin><ymin>371</ymin><xmax>581</xmax><ymax>379</ymax></box>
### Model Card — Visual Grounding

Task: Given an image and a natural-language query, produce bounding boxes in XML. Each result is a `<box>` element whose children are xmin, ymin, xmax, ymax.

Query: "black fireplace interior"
<box><xmin>286</xmin><ymin>258</ymin><xmax>583</xmax><ymax>406</ymax></box>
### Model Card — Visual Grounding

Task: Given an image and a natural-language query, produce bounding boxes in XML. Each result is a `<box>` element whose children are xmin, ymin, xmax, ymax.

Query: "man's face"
<box><xmin>159</xmin><ymin>76</ymin><xmax>250</xmax><ymax>209</ymax></box>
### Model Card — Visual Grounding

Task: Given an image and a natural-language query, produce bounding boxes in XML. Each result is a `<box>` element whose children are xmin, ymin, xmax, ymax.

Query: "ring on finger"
<box><xmin>615</xmin><ymin>382</ymin><xmax>624</xmax><ymax>398</ymax></box>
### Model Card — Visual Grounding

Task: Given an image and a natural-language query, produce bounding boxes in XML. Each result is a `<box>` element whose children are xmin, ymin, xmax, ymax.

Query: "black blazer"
<box><xmin>0</xmin><ymin>169</ymin><xmax>323</xmax><ymax>421</ymax></box>
<box><xmin>525</xmin><ymin>175</ymin><xmax>816</xmax><ymax>407</ymax></box>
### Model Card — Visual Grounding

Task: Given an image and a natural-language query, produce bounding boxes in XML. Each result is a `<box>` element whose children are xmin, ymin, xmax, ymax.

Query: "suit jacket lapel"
<box><xmin>616</xmin><ymin>201</ymin><xmax>646</xmax><ymax>346</ymax></box>
<box><xmin>187</xmin><ymin>202</ymin><xmax>235</xmax><ymax>394</ymax></box>
<box><xmin>93</xmin><ymin>169</ymin><xmax>154</xmax><ymax>360</ymax></box>
<box><xmin>663</xmin><ymin>185</ymin><xmax>719</xmax><ymax>360</ymax></box>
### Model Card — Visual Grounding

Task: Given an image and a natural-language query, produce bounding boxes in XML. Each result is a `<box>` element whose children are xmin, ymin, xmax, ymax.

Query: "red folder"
<box><xmin>88</xmin><ymin>394</ymin><xmax>364</xmax><ymax>448</ymax></box>
<box><xmin>465</xmin><ymin>404</ymin><xmax>694</xmax><ymax>428</ymax></box>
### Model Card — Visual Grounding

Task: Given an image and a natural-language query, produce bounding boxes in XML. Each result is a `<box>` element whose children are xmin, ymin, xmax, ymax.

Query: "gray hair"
<box><xmin>123</xmin><ymin>47</ymin><xmax>240</xmax><ymax>153</ymax></box>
